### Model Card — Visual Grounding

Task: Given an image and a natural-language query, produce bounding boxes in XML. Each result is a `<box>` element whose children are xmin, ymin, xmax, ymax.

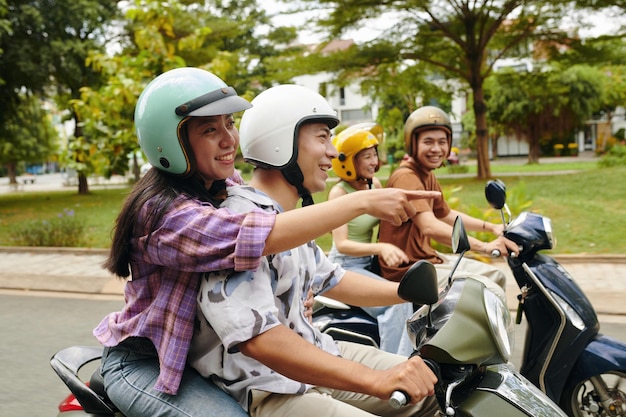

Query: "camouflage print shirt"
<box><xmin>189</xmin><ymin>186</ymin><xmax>344</xmax><ymax>410</ymax></box>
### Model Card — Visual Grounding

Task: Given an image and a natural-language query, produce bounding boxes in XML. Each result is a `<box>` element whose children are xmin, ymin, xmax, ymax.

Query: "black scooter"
<box><xmin>485</xmin><ymin>179</ymin><xmax>626</xmax><ymax>416</ymax></box>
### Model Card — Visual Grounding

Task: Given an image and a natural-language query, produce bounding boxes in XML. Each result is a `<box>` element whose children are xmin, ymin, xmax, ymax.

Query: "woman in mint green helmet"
<box><xmin>94</xmin><ymin>68</ymin><xmax>425</xmax><ymax>417</ymax></box>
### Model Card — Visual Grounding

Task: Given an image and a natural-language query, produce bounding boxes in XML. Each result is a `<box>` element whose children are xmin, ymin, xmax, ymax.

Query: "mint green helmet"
<box><xmin>135</xmin><ymin>67</ymin><xmax>252</xmax><ymax>176</ymax></box>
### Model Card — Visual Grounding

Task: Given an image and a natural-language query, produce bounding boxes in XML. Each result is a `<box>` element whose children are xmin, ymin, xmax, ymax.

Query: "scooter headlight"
<box><xmin>484</xmin><ymin>289</ymin><xmax>515</xmax><ymax>362</ymax></box>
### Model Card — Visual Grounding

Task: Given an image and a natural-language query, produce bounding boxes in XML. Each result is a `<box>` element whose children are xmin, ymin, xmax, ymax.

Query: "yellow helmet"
<box><xmin>332</xmin><ymin>124</ymin><xmax>380</xmax><ymax>181</ymax></box>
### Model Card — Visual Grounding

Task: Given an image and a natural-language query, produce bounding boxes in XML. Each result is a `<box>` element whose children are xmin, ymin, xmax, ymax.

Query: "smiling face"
<box><xmin>185</xmin><ymin>114</ymin><xmax>239</xmax><ymax>187</ymax></box>
<box><xmin>296</xmin><ymin>122</ymin><xmax>338</xmax><ymax>194</ymax></box>
<box><xmin>413</xmin><ymin>128</ymin><xmax>450</xmax><ymax>171</ymax></box>
<box><xmin>353</xmin><ymin>146</ymin><xmax>379</xmax><ymax>181</ymax></box>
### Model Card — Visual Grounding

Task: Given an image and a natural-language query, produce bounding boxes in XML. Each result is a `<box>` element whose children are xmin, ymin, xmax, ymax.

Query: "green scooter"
<box><xmin>391</xmin><ymin>216</ymin><xmax>567</xmax><ymax>416</ymax></box>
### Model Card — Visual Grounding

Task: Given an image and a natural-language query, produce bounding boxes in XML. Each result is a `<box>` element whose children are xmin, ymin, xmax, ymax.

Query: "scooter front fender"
<box><xmin>449</xmin><ymin>364</ymin><xmax>567</xmax><ymax>416</ymax></box>
<box><xmin>569</xmin><ymin>334</ymin><xmax>626</xmax><ymax>382</ymax></box>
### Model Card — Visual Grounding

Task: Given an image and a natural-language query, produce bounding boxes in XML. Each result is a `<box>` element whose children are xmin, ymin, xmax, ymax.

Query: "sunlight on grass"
<box><xmin>0</xmin><ymin>162</ymin><xmax>623</xmax><ymax>255</ymax></box>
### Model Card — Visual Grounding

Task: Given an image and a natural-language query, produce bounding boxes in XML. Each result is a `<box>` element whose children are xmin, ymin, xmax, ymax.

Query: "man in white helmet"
<box><xmin>188</xmin><ymin>85</ymin><xmax>442</xmax><ymax>417</ymax></box>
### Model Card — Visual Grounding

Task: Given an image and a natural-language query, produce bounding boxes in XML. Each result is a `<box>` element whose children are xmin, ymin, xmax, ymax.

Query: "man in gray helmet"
<box><xmin>378</xmin><ymin>106</ymin><xmax>519</xmax><ymax>286</ymax></box>
<box><xmin>189</xmin><ymin>85</ymin><xmax>442</xmax><ymax>417</ymax></box>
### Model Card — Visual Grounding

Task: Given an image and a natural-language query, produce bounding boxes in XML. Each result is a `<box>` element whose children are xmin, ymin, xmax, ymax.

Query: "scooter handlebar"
<box><xmin>389</xmin><ymin>390</ymin><xmax>409</xmax><ymax>409</ymax></box>
<box><xmin>389</xmin><ymin>358</ymin><xmax>440</xmax><ymax>408</ymax></box>
<box><xmin>491</xmin><ymin>248</ymin><xmax>519</xmax><ymax>258</ymax></box>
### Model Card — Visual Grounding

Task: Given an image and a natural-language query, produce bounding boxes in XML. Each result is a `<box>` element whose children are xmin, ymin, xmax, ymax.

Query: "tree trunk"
<box><xmin>73</xmin><ymin>116</ymin><xmax>90</xmax><ymax>195</ymax></box>
<box><xmin>527</xmin><ymin>136</ymin><xmax>541</xmax><ymax>163</ymax></box>
<box><xmin>472</xmin><ymin>86</ymin><xmax>492</xmax><ymax>179</ymax></box>
<box><xmin>7</xmin><ymin>162</ymin><xmax>17</xmax><ymax>184</ymax></box>
<box><xmin>132</xmin><ymin>153</ymin><xmax>140</xmax><ymax>182</ymax></box>
<box><xmin>78</xmin><ymin>173</ymin><xmax>89</xmax><ymax>195</ymax></box>
<box><xmin>527</xmin><ymin>123</ymin><xmax>540</xmax><ymax>164</ymax></box>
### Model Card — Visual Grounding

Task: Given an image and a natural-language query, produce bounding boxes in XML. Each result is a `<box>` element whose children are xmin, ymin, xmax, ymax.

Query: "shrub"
<box><xmin>598</xmin><ymin>144</ymin><xmax>626</xmax><ymax>167</ymax></box>
<box><xmin>446</xmin><ymin>164</ymin><xmax>469</xmax><ymax>174</ymax></box>
<box><xmin>9</xmin><ymin>208</ymin><xmax>86</xmax><ymax>247</ymax></box>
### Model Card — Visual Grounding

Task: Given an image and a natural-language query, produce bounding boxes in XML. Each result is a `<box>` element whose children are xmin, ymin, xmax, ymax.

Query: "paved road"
<box><xmin>1</xmin><ymin>289</ymin><xmax>623</xmax><ymax>417</ymax></box>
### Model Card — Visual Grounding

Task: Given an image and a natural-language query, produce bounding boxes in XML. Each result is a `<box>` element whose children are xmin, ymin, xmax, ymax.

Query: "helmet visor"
<box><xmin>175</xmin><ymin>87</ymin><xmax>252</xmax><ymax>117</ymax></box>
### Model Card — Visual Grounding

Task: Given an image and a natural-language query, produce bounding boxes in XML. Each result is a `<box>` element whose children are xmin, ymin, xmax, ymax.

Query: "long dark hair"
<box><xmin>103</xmin><ymin>168</ymin><xmax>227</xmax><ymax>278</ymax></box>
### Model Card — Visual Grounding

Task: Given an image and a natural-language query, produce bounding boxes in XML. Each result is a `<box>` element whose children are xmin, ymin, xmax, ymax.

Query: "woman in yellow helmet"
<box><xmin>328</xmin><ymin>123</ymin><xmax>414</xmax><ymax>356</ymax></box>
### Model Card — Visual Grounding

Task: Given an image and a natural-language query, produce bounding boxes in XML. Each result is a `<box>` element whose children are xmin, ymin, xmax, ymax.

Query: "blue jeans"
<box><xmin>101</xmin><ymin>337</ymin><xmax>248</xmax><ymax>417</ymax></box>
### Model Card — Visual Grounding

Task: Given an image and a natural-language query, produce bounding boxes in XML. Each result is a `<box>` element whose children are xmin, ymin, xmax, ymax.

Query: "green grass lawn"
<box><xmin>1</xmin><ymin>162</ymin><xmax>624</xmax><ymax>254</ymax></box>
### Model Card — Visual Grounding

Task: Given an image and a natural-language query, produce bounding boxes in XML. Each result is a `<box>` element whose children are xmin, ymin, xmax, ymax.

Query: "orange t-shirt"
<box><xmin>378</xmin><ymin>160</ymin><xmax>450</xmax><ymax>281</ymax></box>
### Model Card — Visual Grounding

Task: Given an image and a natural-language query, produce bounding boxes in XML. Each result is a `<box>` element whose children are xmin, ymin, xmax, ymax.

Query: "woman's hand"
<box><xmin>303</xmin><ymin>289</ymin><xmax>315</xmax><ymax>323</ymax></box>
<box><xmin>378</xmin><ymin>243</ymin><xmax>409</xmax><ymax>268</ymax></box>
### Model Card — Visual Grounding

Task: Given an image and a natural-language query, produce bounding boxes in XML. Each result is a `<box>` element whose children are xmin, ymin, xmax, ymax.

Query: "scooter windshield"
<box><xmin>406</xmin><ymin>280</ymin><xmax>465</xmax><ymax>351</ymax></box>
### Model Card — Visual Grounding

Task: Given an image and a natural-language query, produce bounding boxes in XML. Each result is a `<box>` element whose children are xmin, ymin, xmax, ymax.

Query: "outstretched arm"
<box><xmin>263</xmin><ymin>189</ymin><xmax>440</xmax><ymax>255</ymax></box>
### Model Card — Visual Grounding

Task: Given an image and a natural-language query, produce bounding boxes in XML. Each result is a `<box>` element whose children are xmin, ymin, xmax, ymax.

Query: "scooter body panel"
<box><xmin>509</xmin><ymin>254</ymin><xmax>601</xmax><ymax>401</ymax></box>
<box><xmin>312</xmin><ymin>306</ymin><xmax>380</xmax><ymax>347</ymax></box>
<box><xmin>568</xmin><ymin>334</ymin><xmax>626</xmax><ymax>382</ymax></box>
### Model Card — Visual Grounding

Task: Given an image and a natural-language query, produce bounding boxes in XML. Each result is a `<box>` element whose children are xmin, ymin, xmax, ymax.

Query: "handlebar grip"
<box><xmin>389</xmin><ymin>390</ymin><xmax>409</xmax><ymax>408</ymax></box>
<box><xmin>491</xmin><ymin>249</ymin><xmax>501</xmax><ymax>257</ymax></box>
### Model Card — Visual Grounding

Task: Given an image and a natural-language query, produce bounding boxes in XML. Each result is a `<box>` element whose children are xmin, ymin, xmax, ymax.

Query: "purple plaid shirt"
<box><xmin>93</xmin><ymin>177</ymin><xmax>275</xmax><ymax>395</ymax></box>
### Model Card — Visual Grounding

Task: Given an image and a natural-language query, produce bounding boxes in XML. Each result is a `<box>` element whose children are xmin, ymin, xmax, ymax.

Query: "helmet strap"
<box><xmin>178</xmin><ymin>120</ymin><xmax>197</xmax><ymax>178</ymax></box>
<box><xmin>281</xmin><ymin>164</ymin><xmax>314</xmax><ymax>206</ymax></box>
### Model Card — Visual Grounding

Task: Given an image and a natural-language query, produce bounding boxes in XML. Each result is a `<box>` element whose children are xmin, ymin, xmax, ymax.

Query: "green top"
<box><xmin>336</xmin><ymin>181</ymin><xmax>379</xmax><ymax>244</ymax></box>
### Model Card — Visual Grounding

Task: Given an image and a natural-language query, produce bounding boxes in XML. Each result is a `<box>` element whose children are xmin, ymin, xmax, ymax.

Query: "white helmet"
<box><xmin>239</xmin><ymin>84</ymin><xmax>339</xmax><ymax>205</ymax></box>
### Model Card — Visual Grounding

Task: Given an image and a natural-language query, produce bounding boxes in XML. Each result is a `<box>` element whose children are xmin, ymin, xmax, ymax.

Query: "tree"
<box><xmin>0</xmin><ymin>0</ymin><xmax>119</xmax><ymax>194</ymax></box>
<box><xmin>72</xmin><ymin>0</ymin><xmax>301</xmax><ymax>184</ymax></box>
<box><xmin>486</xmin><ymin>65</ymin><xmax>603</xmax><ymax>163</ymax></box>
<box><xmin>289</xmin><ymin>0</ymin><xmax>624</xmax><ymax>179</ymax></box>
<box><xmin>0</xmin><ymin>93</ymin><xmax>59</xmax><ymax>182</ymax></box>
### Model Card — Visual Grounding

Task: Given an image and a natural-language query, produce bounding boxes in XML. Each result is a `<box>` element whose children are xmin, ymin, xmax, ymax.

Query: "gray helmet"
<box><xmin>239</xmin><ymin>84</ymin><xmax>339</xmax><ymax>205</ymax></box>
<box><xmin>134</xmin><ymin>67</ymin><xmax>252</xmax><ymax>176</ymax></box>
<box><xmin>404</xmin><ymin>106</ymin><xmax>452</xmax><ymax>157</ymax></box>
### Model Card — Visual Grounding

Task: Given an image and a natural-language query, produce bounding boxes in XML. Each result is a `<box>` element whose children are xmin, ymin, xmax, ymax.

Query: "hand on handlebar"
<box><xmin>485</xmin><ymin>236</ymin><xmax>519</xmax><ymax>258</ymax></box>
<box><xmin>384</xmin><ymin>356</ymin><xmax>437</xmax><ymax>408</ymax></box>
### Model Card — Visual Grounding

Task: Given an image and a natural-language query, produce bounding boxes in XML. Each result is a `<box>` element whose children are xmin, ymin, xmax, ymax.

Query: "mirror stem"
<box><xmin>500</xmin><ymin>203</ymin><xmax>511</xmax><ymax>226</ymax></box>
<box><xmin>426</xmin><ymin>306</ymin><xmax>435</xmax><ymax>335</ymax></box>
<box><xmin>447</xmin><ymin>250</ymin><xmax>465</xmax><ymax>286</ymax></box>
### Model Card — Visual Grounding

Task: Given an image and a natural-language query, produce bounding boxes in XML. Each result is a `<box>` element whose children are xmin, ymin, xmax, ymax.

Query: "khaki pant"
<box><xmin>249</xmin><ymin>341</ymin><xmax>441</xmax><ymax>417</ymax></box>
<box><xmin>435</xmin><ymin>253</ymin><xmax>507</xmax><ymax>289</ymax></box>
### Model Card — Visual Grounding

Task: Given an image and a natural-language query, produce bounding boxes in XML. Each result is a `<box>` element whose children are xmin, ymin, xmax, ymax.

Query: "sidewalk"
<box><xmin>0</xmin><ymin>246</ymin><xmax>624</xmax><ymax>316</ymax></box>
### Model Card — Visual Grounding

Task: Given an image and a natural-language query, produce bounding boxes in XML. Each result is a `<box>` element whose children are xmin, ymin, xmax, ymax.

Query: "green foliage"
<box><xmin>235</xmin><ymin>160</ymin><xmax>254</xmax><ymax>175</ymax></box>
<box><xmin>0</xmin><ymin>93</ymin><xmax>59</xmax><ymax>165</ymax></box>
<box><xmin>598</xmin><ymin>145</ymin><xmax>626</xmax><ymax>167</ymax></box>
<box><xmin>9</xmin><ymin>208</ymin><xmax>85</xmax><ymax>247</ymax></box>
<box><xmin>70</xmin><ymin>0</ymin><xmax>300</xmax><ymax>185</ymax></box>
<box><xmin>486</xmin><ymin>65</ymin><xmax>604</xmax><ymax>162</ymax></box>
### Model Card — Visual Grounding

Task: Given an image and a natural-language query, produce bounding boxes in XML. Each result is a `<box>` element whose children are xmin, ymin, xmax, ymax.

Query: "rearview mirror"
<box><xmin>451</xmin><ymin>216</ymin><xmax>470</xmax><ymax>255</ymax></box>
<box><xmin>485</xmin><ymin>179</ymin><xmax>507</xmax><ymax>210</ymax></box>
<box><xmin>397</xmin><ymin>260</ymin><xmax>439</xmax><ymax>305</ymax></box>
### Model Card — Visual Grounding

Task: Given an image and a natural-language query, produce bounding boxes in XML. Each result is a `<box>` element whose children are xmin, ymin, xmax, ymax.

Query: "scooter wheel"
<box><xmin>561</xmin><ymin>370</ymin><xmax>626</xmax><ymax>416</ymax></box>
